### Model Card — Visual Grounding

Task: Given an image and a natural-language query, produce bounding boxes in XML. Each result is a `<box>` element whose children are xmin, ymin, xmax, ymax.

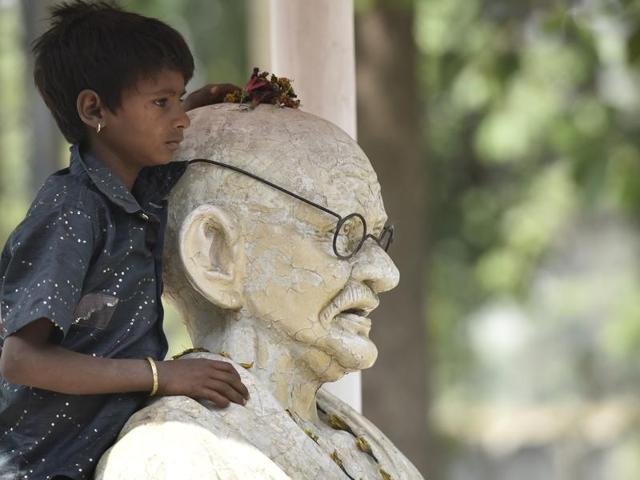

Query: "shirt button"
<box><xmin>139</xmin><ymin>212</ymin><xmax>149</xmax><ymax>221</ymax></box>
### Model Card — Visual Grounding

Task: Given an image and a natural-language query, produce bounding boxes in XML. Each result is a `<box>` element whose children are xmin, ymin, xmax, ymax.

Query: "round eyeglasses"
<box><xmin>188</xmin><ymin>158</ymin><xmax>395</xmax><ymax>260</ymax></box>
<box><xmin>333</xmin><ymin>212</ymin><xmax>394</xmax><ymax>259</ymax></box>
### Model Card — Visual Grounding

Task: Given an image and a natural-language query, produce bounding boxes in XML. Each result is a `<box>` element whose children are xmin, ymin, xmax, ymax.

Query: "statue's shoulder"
<box><xmin>95</xmin><ymin>353</ymin><xmax>344</xmax><ymax>480</ymax></box>
<box><xmin>95</xmin><ymin>403</ymin><xmax>290</xmax><ymax>480</ymax></box>
<box><xmin>317</xmin><ymin>388</ymin><xmax>425</xmax><ymax>480</ymax></box>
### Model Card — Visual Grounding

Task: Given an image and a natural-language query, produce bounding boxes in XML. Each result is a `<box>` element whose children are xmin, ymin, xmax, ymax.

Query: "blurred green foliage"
<box><xmin>0</xmin><ymin>4</ymin><xmax>29</xmax><ymax>242</ymax></box>
<box><xmin>418</xmin><ymin>0</ymin><xmax>640</xmax><ymax>405</ymax></box>
<box><xmin>122</xmin><ymin>0</ymin><xmax>248</xmax><ymax>88</ymax></box>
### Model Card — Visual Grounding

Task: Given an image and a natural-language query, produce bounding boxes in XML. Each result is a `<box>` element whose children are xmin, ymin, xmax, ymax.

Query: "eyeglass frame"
<box><xmin>187</xmin><ymin>158</ymin><xmax>395</xmax><ymax>260</ymax></box>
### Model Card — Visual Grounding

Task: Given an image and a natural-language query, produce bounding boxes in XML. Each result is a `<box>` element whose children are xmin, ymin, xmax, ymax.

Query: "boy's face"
<box><xmin>100</xmin><ymin>69</ymin><xmax>190</xmax><ymax>168</ymax></box>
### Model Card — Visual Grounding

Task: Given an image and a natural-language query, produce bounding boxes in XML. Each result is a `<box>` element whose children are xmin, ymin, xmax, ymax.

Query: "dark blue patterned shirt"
<box><xmin>0</xmin><ymin>144</ymin><xmax>187</xmax><ymax>480</ymax></box>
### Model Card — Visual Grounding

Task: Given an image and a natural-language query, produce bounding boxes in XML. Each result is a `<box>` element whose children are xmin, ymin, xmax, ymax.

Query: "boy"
<box><xmin>0</xmin><ymin>2</ymin><xmax>248</xmax><ymax>479</ymax></box>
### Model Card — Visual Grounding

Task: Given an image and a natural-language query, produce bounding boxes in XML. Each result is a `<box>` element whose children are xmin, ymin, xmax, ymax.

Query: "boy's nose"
<box><xmin>176</xmin><ymin>107</ymin><xmax>191</xmax><ymax>129</ymax></box>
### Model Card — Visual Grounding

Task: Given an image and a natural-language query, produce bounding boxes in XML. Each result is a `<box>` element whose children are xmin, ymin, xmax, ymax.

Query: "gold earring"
<box><xmin>96</xmin><ymin>122</ymin><xmax>103</xmax><ymax>134</ymax></box>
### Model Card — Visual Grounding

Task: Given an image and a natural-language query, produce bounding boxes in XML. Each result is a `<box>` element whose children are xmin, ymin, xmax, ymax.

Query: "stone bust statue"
<box><xmin>95</xmin><ymin>104</ymin><xmax>423</xmax><ymax>479</ymax></box>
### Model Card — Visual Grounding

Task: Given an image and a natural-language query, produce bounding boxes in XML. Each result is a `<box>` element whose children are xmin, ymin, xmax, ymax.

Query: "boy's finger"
<box><xmin>210</xmin><ymin>381</ymin><xmax>246</xmax><ymax>406</ymax></box>
<box><xmin>210</xmin><ymin>84</ymin><xmax>241</xmax><ymax>96</ymax></box>
<box><xmin>202</xmin><ymin>389</ymin><xmax>230</xmax><ymax>408</ymax></box>
<box><xmin>231</xmin><ymin>378</ymin><xmax>250</xmax><ymax>399</ymax></box>
<box><xmin>210</xmin><ymin>360</ymin><xmax>241</xmax><ymax>378</ymax></box>
<box><xmin>228</xmin><ymin>377</ymin><xmax>250</xmax><ymax>400</ymax></box>
<box><xmin>227</xmin><ymin>375</ymin><xmax>250</xmax><ymax>400</ymax></box>
<box><xmin>206</xmin><ymin>360</ymin><xmax>249</xmax><ymax>400</ymax></box>
<box><xmin>210</xmin><ymin>370</ymin><xmax>249</xmax><ymax>400</ymax></box>
<box><xmin>226</xmin><ymin>366</ymin><xmax>249</xmax><ymax>399</ymax></box>
<box><xmin>210</xmin><ymin>369</ymin><xmax>240</xmax><ymax>386</ymax></box>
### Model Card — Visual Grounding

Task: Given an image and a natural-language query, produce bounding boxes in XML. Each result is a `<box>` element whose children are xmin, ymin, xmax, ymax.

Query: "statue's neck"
<box><xmin>176</xmin><ymin>302</ymin><xmax>324</xmax><ymax>424</ymax></box>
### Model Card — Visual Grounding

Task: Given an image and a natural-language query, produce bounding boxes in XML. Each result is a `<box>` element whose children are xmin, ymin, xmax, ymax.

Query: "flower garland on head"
<box><xmin>224</xmin><ymin>67</ymin><xmax>301</xmax><ymax>109</ymax></box>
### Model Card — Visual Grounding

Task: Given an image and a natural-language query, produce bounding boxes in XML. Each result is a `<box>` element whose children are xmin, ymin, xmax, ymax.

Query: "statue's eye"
<box><xmin>335</xmin><ymin>215</ymin><xmax>365</xmax><ymax>258</ymax></box>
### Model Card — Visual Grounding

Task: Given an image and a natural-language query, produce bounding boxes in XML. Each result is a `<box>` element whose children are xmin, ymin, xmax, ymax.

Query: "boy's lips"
<box><xmin>165</xmin><ymin>139</ymin><xmax>182</xmax><ymax>150</ymax></box>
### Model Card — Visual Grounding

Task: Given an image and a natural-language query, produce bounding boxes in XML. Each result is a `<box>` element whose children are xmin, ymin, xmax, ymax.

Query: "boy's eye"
<box><xmin>153</xmin><ymin>98</ymin><xmax>168</xmax><ymax>107</ymax></box>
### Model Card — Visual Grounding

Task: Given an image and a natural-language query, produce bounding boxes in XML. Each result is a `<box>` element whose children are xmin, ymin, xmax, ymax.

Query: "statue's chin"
<box><xmin>329</xmin><ymin>334</ymin><xmax>379</xmax><ymax>371</ymax></box>
<box><xmin>303</xmin><ymin>335</ymin><xmax>378</xmax><ymax>383</ymax></box>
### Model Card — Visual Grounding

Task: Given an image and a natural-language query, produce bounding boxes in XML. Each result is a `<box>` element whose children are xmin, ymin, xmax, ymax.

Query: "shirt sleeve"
<box><xmin>0</xmin><ymin>204</ymin><xmax>96</xmax><ymax>342</ymax></box>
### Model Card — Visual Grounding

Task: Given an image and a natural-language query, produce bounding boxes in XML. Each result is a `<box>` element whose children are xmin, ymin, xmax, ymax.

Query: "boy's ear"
<box><xmin>178</xmin><ymin>205</ymin><xmax>245</xmax><ymax>310</ymax></box>
<box><xmin>76</xmin><ymin>89</ymin><xmax>103</xmax><ymax>129</ymax></box>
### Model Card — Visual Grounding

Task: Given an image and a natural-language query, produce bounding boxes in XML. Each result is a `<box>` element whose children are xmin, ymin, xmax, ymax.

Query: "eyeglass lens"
<box><xmin>378</xmin><ymin>225</ymin><xmax>394</xmax><ymax>251</ymax></box>
<box><xmin>334</xmin><ymin>214</ymin><xmax>394</xmax><ymax>259</ymax></box>
<box><xmin>335</xmin><ymin>214</ymin><xmax>367</xmax><ymax>258</ymax></box>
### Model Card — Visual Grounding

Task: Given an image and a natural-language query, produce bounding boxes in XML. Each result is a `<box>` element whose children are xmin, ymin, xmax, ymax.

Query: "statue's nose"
<box><xmin>350</xmin><ymin>241</ymin><xmax>400</xmax><ymax>294</ymax></box>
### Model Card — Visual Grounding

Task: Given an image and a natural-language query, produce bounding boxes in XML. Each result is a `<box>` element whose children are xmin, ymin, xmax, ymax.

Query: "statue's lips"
<box><xmin>335</xmin><ymin>312</ymin><xmax>372</xmax><ymax>336</ymax></box>
<box><xmin>321</xmin><ymin>283</ymin><xmax>380</xmax><ymax>330</ymax></box>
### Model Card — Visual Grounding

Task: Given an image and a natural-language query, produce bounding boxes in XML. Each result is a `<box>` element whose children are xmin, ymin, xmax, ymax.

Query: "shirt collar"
<box><xmin>133</xmin><ymin>160</ymin><xmax>189</xmax><ymax>206</ymax></box>
<box><xmin>69</xmin><ymin>144</ymin><xmax>188</xmax><ymax>214</ymax></box>
<box><xmin>69</xmin><ymin>144</ymin><xmax>142</xmax><ymax>214</ymax></box>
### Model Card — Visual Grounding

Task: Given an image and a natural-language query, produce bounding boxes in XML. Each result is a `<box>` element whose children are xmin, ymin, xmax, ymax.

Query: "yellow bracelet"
<box><xmin>145</xmin><ymin>356</ymin><xmax>158</xmax><ymax>396</ymax></box>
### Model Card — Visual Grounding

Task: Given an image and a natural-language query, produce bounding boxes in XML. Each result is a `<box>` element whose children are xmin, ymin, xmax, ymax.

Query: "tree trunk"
<box><xmin>356</xmin><ymin>2</ymin><xmax>430</xmax><ymax>475</ymax></box>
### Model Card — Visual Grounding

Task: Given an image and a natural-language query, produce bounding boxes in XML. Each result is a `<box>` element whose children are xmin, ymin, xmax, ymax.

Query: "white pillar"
<box><xmin>247</xmin><ymin>0</ymin><xmax>272</xmax><ymax>75</ymax></box>
<box><xmin>268</xmin><ymin>0</ymin><xmax>361</xmax><ymax>412</ymax></box>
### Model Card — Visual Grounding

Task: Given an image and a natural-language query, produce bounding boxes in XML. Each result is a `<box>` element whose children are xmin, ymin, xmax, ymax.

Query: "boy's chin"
<box><xmin>147</xmin><ymin>152</ymin><xmax>175</xmax><ymax>167</ymax></box>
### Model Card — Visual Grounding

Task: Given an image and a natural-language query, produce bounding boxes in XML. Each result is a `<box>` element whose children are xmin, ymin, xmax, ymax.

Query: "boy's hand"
<box><xmin>183</xmin><ymin>83</ymin><xmax>241</xmax><ymax>111</ymax></box>
<box><xmin>156</xmin><ymin>358</ymin><xmax>250</xmax><ymax>408</ymax></box>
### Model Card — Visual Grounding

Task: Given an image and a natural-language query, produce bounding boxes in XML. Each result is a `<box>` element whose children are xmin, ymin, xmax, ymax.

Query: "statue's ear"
<box><xmin>178</xmin><ymin>205</ymin><xmax>244</xmax><ymax>310</ymax></box>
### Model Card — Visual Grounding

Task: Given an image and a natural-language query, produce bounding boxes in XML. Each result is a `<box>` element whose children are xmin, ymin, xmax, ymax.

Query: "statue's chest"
<box><xmin>316</xmin><ymin>426</ymin><xmax>390</xmax><ymax>479</ymax></box>
<box><xmin>293</xmin><ymin>408</ymin><xmax>395</xmax><ymax>480</ymax></box>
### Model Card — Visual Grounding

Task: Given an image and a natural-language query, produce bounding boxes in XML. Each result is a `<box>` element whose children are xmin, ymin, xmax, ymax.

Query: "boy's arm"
<box><xmin>0</xmin><ymin>318</ymin><xmax>249</xmax><ymax>406</ymax></box>
<box><xmin>1</xmin><ymin>318</ymin><xmax>151</xmax><ymax>394</ymax></box>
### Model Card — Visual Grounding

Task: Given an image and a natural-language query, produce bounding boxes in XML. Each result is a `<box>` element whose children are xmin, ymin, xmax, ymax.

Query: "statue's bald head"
<box><xmin>168</xmin><ymin>103</ymin><xmax>384</xmax><ymax>223</ymax></box>
<box><xmin>163</xmin><ymin>104</ymin><xmax>399</xmax><ymax>380</ymax></box>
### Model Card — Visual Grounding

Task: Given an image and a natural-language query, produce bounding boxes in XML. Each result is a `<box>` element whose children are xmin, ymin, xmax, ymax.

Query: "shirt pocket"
<box><xmin>72</xmin><ymin>293</ymin><xmax>119</xmax><ymax>329</ymax></box>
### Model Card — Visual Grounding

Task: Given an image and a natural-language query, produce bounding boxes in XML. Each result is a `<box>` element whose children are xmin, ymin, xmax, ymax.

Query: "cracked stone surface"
<box><xmin>95</xmin><ymin>104</ymin><xmax>423</xmax><ymax>479</ymax></box>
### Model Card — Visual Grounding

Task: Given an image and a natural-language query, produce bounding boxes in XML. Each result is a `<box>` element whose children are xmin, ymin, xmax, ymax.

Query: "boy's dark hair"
<box><xmin>33</xmin><ymin>1</ymin><xmax>195</xmax><ymax>145</ymax></box>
